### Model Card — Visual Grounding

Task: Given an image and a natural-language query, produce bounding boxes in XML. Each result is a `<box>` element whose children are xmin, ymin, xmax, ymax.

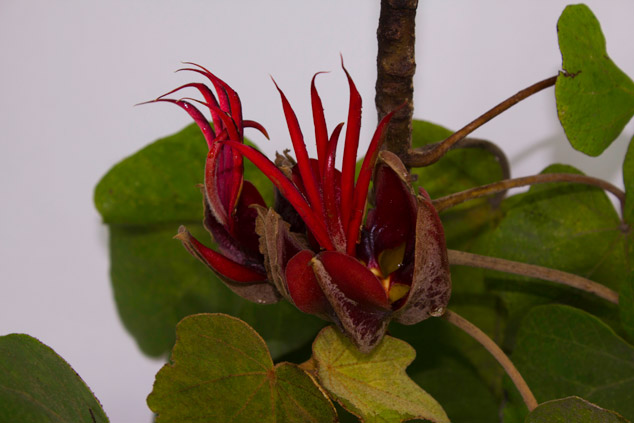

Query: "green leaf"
<box><xmin>96</xmin><ymin>124</ymin><xmax>321</xmax><ymax>357</ymax></box>
<box><xmin>476</xmin><ymin>164</ymin><xmax>624</xmax><ymax>330</ymax></box>
<box><xmin>526</xmin><ymin>397</ymin><xmax>630</xmax><ymax>423</ymax></box>
<box><xmin>147</xmin><ymin>314</ymin><xmax>336</xmax><ymax>423</ymax></box>
<box><xmin>620</xmin><ymin>271</ymin><xmax>634</xmax><ymax>340</ymax></box>
<box><xmin>512</xmin><ymin>305</ymin><xmax>634</xmax><ymax>421</ymax></box>
<box><xmin>311</xmin><ymin>326</ymin><xmax>449</xmax><ymax>423</ymax></box>
<box><xmin>390</xmin><ymin>317</ymin><xmax>501</xmax><ymax>423</ymax></box>
<box><xmin>623</xmin><ymin>135</ymin><xmax>634</xmax><ymax>223</ymax></box>
<box><xmin>555</xmin><ymin>4</ymin><xmax>634</xmax><ymax>156</ymax></box>
<box><xmin>0</xmin><ymin>334</ymin><xmax>109</xmax><ymax>423</ymax></box>
<box><xmin>109</xmin><ymin>223</ymin><xmax>323</xmax><ymax>358</ymax></box>
<box><xmin>95</xmin><ymin>124</ymin><xmax>274</xmax><ymax>224</ymax></box>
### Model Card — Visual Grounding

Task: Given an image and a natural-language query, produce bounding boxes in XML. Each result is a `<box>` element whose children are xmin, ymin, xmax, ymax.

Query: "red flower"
<box><xmin>155</xmin><ymin>63</ymin><xmax>451</xmax><ymax>352</ymax></box>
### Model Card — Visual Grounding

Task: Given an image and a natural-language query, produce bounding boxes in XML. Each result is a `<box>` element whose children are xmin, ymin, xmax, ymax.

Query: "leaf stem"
<box><xmin>447</xmin><ymin>249</ymin><xmax>619</xmax><ymax>304</ymax></box>
<box><xmin>407</xmin><ymin>76</ymin><xmax>557</xmax><ymax>167</ymax></box>
<box><xmin>442</xmin><ymin>309</ymin><xmax>539</xmax><ymax>412</ymax></box>
<box><xmin>433</xmin><ymin>173</ymin><xmax>626</xmax><ymax>215</ymax></box>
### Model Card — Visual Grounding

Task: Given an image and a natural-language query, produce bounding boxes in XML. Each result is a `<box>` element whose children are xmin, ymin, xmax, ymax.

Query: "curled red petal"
<box><xmin>147</xmin><ymin>99</ymin><xmax>215</xmax><ymax>149</ymax></box>
<box><xmin>317</xmin><ymin>251</ymin><xmax>390</xmax><ymax>310</ymax></box>
<box><xmin>175</xmin><ymin>226</ymin><xmax>266</xmax><ymax>282</ymax></box>
<box><xmin>221</xmin><ymin>140</ymin><xmax>334</xmax><ymax>251</ymax></box>
<box><xmin>346</xmin><ymin>109</ymin><xmax>397</xmax><ymax>255</ymax></box>
<box><xmin>285</xmin><ymin>250</ymin><xmax>332</xmax><ymax>318</ymax></box>
<box><xmin>393</xmin><ymin>190</ymin><xmax>452</xmax><ymax>324</ymax></box>
<box><xmin>340</xmin><ymin>60</ymin><xmax>362</xmax><ymax>232</ymax></box>
<box><xmin>323</xmin><ymin>122</ymin><xmax>346</xmax><ymax>252</ymax></box>
<box><xmin>272</xmin><ymin>78</ymin><xmax>325</xmax><ymax>221</ymax></box>
<box><xmin>243</xmin><ymin>120</ymin><xmax>270</xmax><ymax>140</ymax></box>
<box><xmin>311</xmin><ymin>72</ymin><xmax>329</xmax><ymax>176</ymax></box>
<box><xmin>157</xmin><ymin>83</ymin><xmax>223</xmax><ymax>135</ymax></box>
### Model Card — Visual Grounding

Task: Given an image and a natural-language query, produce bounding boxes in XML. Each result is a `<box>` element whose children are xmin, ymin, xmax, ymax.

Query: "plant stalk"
<box><xmin>376</xmin><ymin>0</ymin><xmax>418</xmax><ymax>164</ymax></box>
<box><xmin>407</xmin><ymin>76</ymin><xmax>557</xmax><ymax>167</ymax></box>
<box><xmin>433</xmin><ymin>173</ymin><xmax>626</xmax><ymax>216</ymax></box>
<box><xmin>442</xmin><ymin>309</ymin><xmax>539</xmax><ymax>412</ymax></box>
<box><xmin>448</xmin><ymin>249</ymin><xmax>619</xmax><ymax>304</ymax></box>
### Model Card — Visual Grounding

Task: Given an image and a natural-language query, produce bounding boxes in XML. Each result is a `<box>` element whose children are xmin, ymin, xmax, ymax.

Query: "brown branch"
<box><xmin>447</xmin><ymin>249</ymin><xmax>619</xmax><ymax>304</ymax></box>
<box><xmin>442</xmin><ymin>309</ymin><xmax>539</xmax><ymax>412</ymax></box>
<box><xmin>432</xmin><ymin>173</ymin><xmax>626</xmax><ymax>216</ymax></box>
<box><xmin>406</xmin><ymin>76</ymin><xmax>557</xmax><ymax>167</ymax></box>
<box><xmin>376</xmin><ymin>0</ymin><xmax>418</xmax><ymax>164</ymax></box>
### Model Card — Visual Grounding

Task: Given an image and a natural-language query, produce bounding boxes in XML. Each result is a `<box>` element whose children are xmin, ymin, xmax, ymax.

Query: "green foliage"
<box><xmin>621</xmin><ymin>271</ymin><xmax>634</xmax><ymax>340</ymax></box>
<box><xmin>95</xmin><ymin>125</ymin><xmax>323</xmax><ymax>357</ymax></box>
<box><xmin>555</xmin><ymin>4</ymin><xmax>634</xmax><ymax>156</ymax></box>
<box><xmin>0</xmin><ymin>334</ymin><xmax>109</xmax><ymax>423</ymax></box>
<box><xmin>147</xmin><ymin>314</ymin><xmax>336</xmax><ymax>423</ymax></box>
<box><xmin>311</xmin><ymin>326</ymin><xmax>449</xmax><ymax>423</ymax></box>
<box><xmin>623</xmin><ymin>135</ymin><xmax>634</xmax><ymax>223</ymax></box>
<box><xmin>512</xmin><ymin>305</ymin><xmax>634</xmax><ymax>421</ymax></box>
<box><xmin>526</xmin><ymin>397</ymin><xmax>630</xmax><ymax>423</ymax></box>
<box><xmin>476</xmin><ymin>164</ymin><xmax>625</xmax><ymax>330</ymax></box>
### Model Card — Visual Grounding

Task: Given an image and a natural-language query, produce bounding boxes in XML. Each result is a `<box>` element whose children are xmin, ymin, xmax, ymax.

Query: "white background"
<box><xmin>1</xmin><ymin>1</ymin><xmax>633</xmax><ymax>422</ymax></box>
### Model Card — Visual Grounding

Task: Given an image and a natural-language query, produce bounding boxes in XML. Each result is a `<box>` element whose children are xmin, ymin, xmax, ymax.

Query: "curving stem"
<box><xmin>448</xmin><ymin>249</ymin><xmax>619</xmax><ymax>304</ymax></box>
<box><xmin>442</xmin><ymin>309</ymin><xmax>539</xmax><ymax>412</ymax></box>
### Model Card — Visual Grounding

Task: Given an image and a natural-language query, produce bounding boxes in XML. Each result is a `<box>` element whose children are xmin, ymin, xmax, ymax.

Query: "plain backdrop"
<box><xmin>1</xmin><ymin>1</ymin><xmax>634</xmax><ymax>422</ymax></box>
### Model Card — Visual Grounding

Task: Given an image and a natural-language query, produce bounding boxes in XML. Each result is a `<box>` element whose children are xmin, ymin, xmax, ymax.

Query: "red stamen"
<box><xmin>311</xmin><ymin>72</ymin><xmax>329</xmax><ymax>177</ymax></box>
<box><xmin>222</xmin><ymin>140</ymin><xmax>335</xmax><ymax>251</ymax></box>
<box><xmin>339</xmin><ymin>59</ymin><xmax>362</xmax><ymax>232</ymax></box>
<box><xmin>346</xmin><ymin>109</ymin><xmax>396</xmax><ymax>255</ymax></box>
<box><xmin>323</xmin><ymin>122</ymin><xmax>346</xmax><ymax>252</ymax></box>
<box><xmin>272</xmin><ymin>79</ymin><xmax>326</xmax><ymax>221</ymax></box>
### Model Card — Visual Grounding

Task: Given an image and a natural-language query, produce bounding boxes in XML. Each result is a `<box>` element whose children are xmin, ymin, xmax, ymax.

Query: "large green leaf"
<box><xmin>96</xmin><ymin>125</ymin><xmax>322</xmax><ymax>358</ymax></box>
<box><xmin>623</xmin><ymin>135</ymin><xmax>634</xmax><ymax>223</ymax></box>
<box><xmin>311</xmin><ymin>326</ymin><xmax>449</xmax><ymax>423</ymax></box>
<box><xmin>620</xmin><ymin>271</ymin><xmax>634</xmax><ymax>340</ymax></box>
<box><xmin>555</xmin><ymin>4</ymin><xmax>634</xmax><ymax>156</ymax></box>
<box><xmin>512</xmin><ymin>305</ymin><xmax>634</xmax><ymax>421</ymax></box>
<box><xmin>0</xmin><ymin>334</ymin><xmax>109</xmax><ymax>423</ymax></box>
<box><xmin>147</xmin><ymin>314</ymin><xmax>336</xmax><ymax>423</ymax></box>
<box><xmin>475</xmin><ymin>164</ymin><xmax>625</xmax><ymax>331</ymax></box>
<box><xmin>526</xmin><ymin>397</ymin><xmax>630</xmax><ymax>423</ymax></box>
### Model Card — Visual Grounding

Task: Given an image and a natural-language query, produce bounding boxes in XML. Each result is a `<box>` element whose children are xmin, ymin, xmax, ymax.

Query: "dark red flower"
<box><xmin>155</xmin><ymin>63</ymin><xmax>451</xmax><ymax>352</ymax></box>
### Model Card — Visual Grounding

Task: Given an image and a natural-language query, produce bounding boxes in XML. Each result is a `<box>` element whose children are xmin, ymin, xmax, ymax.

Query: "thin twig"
<box><xmin>433</xmin><ymin>173</ymin><xmax>626</xmax><ymax>216</ymax></box>
<box><xmin>447</xmin><ymin>249</ymin><xmax>619</xmax><ymax>304</ymax></box>
<box><xmin>406</xmin><ymin>76</ymin><xmax>557</xmax><ymax>167</ymax></box>
<box><xmin>442</xmin><ymin>309</ymin><xmax>539</xmax><ymax>412</ymax></box>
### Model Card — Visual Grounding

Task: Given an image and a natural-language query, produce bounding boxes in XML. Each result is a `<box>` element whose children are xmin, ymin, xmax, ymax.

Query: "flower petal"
<box><xmin>311</xmin><ymin>252</ymin><xmax>391</xmax><ymax>352</ymax></box>
<box><xmin>311</xmin><ymin>72</ymin><xmax>329</xmax><ymax>176</ymax></box>
<box><xmin>175</xmin><ymin>226</ymin><xmax>279</xmax><ymax>304</ymax></box>
<box><xmin>393</xmin><ymin>189</ymin><xmax>452</xmax><ymax>324</ymax></box>
<box><xmin>255</xmin><ymin>206</ymin><xmax>309</xmax><ymax>300</ymax></box>
<box><xmin>285</xmin><ymin>250</ymin><xmax>332</xmax><ymax>319</ymax></box>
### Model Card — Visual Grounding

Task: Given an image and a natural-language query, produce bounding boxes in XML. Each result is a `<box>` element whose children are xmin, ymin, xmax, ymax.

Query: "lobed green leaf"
<box><xmin>147</xmin><ymin>314</ymin><xmax>336</xmax><ymax>423</ymax></box>
<box><xmin>311</xmin><ymin>326</ymin><xmax>449</xmax><ymax>423</ymax></box>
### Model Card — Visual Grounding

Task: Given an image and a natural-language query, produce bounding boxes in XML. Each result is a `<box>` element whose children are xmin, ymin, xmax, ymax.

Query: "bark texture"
<box><xmin>375</xmin><ymin>0</ymin><xmax>418</xmax><ymax>164</ymax></box>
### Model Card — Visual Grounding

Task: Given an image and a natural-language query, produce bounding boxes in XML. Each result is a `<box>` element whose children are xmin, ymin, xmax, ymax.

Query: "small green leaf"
<box><xmin>0</xmin><ymin>334</ymin><xmax>109</xmax><ymax>423</ymax></box>
<box><xmin>555</xmin><ymin>4</ymin><xmax>634</xmax><ymax>156</ymax></box>
<box><xmin>147</xmin><ymin>314</ymin><xmax>336</xmax><ymax>423</ymax></box>
<box><xmin>526</xmin><ymin>397</ymin><xmax>629</xmax><ymax>423</ymax></box>
<box><xmin>512</xmin><ymin>305</ymin><xmax>634</xmax><ymax>421</ymax></box>
<box><xmin>312</xmin><ymin>326</ymin><xmax>449</xmax><ymax>423</ymax></box>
